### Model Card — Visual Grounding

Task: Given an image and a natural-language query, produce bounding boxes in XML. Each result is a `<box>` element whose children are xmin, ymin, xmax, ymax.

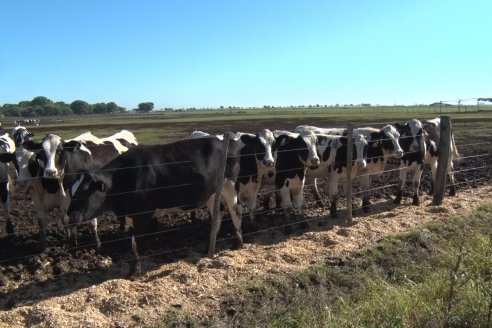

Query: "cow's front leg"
<box><xmin>359</xmin><ymin>174</ymin><xmax>371</xmax><ymax>212</ymax></box>
<box><xmin>90</xmin><ymin>218</ymin><xmax>102</xmax><ymax>249</ymax></box>
<box><xmin>412</xmin><ymin>165</ymin><xmax>423</xmax><ymax>205</ymax></box>
<box><xmin>394</xmin><ymin>167</ymin><xmax>407</xmax><ymax>204</ymax></box>
<box><xmin>328</xmin><ymin>173</ymin><xmax>339</xmax><ymax>218</ymax></box>
<box><xmin>222</xmin><ymin>180</ymin><xmax>243</xmax><ymax>249</ymax></box>
<box><xmin>279</xmin><ymin>183</ymin><xmax>294</xmax><ymax>220</ymax></box>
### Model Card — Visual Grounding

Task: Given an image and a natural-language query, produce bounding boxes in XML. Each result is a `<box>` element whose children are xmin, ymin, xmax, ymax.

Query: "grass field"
<box><xmin>3</xmin><ymin>105</ymin><xmax>492</xmax><ymax>145</ymax></box>
<box><xmin>162</xmin><ymin>203</ymin><xmax>492</xmax><ymax>327</ymax></box>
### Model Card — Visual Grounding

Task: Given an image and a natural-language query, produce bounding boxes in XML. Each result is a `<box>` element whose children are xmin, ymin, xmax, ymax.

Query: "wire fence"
<box><xmin>0</xmin><ymin>116</ymin><xmax>491</xmax><ymax>268</ymax></box>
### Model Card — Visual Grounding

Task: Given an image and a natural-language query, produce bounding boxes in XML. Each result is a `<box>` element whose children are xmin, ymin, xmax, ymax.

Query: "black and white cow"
<box><xmin>65</xmin><ymin>136</ymin><xmax>243</xmax><ymax>277</ymax></box>
<box><xmin>325</xmin><ymin>134</ymin><xmax>368</xmax><ymax>217</ymax></box>
<box><xmin>9</xmin><ymin>129</ymin><xmax>137</xmax><ymax>247</ymax></box>
<box><xmin>270</xmin><ymin>130</ymin><xmax>320</xmax><ymax>218</ymax></box>
<box><xmin>394</xmin><ymin>119</ymin><xmax>427</xmax><ymax>205</ymax></box>
<box><xmin>0</xmin><ymin>133</ymin><xmax>16</xmax><ymax>234</ymax></box>
<box><xmin>191</xmin><ymin>129</ymin><xmax>277</xmax><ymax>225</ymax></box>
<box><xmin>296</xmin><ymin>124</ymin><xmax>403</xmax><ymax>212</ymax></box>
<box><xmin>423</xmin><ymin>117</ymin><xmax>459</xmax><ymax>196</ymax></box>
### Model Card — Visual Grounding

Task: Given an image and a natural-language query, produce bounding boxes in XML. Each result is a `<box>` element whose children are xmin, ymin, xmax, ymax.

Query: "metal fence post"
<box><xmin>432</xmin><ymin>116</ymin><xmax>452</xmax><ymax>205</ymax></box>
<box><xmin>208</xmin><ymin>132</ymin><xmax>231</xmax><ymax>258</ymax></box>
<box><xmin>346</xmin><ymin>123</ymin><xmax>354</xmax><ymax>223</ymax></box>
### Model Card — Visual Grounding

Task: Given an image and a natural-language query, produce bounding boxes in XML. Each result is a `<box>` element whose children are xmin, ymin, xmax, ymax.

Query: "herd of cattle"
<box><xmin>0</xmin><ymin>118</ymin><xmax>458</xmax><ymax>276</ymax></box>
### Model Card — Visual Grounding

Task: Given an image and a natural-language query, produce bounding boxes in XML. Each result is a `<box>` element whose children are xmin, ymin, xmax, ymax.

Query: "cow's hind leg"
<box><xmin>448</xmin><ymin>161</ymin><xmax>457</xmax><ymax>196</ymax></box>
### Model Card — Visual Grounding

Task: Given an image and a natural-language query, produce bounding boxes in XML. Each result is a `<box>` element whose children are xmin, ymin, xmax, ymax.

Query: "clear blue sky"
<box><xmin>1</xmin><ymin>0</ymin><xmax>490</xmax><ymax>109</ymax></box>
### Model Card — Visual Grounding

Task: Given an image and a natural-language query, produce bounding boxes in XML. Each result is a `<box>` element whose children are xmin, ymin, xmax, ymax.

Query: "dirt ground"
<box><xmin>0</xmin><ymin>119</ymin><xmax>490</xmax><ymax>328</ymax></box>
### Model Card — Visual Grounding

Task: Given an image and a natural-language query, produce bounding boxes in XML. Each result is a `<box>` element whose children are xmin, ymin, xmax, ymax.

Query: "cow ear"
<box><xmin>0</xmin><ymin>152</ymin><xmax>15</xmax><ymax>163</ymax></box>
<box><xmin>240</xmin><ymin>134</ymin><xmax>255</xmax><ymax>144</ymax></box>
<box><xmin>330</xmin><ymin>138</ymin><xmax>341</xmax><ymax>149</ymax></box>
<box><xmin>276</xmin><ymin>135</ymin><xmax>290</xmax><ymax>147</ymax></box>
<box><xmin>22</xmin><ymin>140</ymin><xmax>43</xmax><ymax>151</ymax></box>
<box><xmin>95</xmin><ymin>180</ymin><xmax>106</xmax><ymax>193</ymax></box>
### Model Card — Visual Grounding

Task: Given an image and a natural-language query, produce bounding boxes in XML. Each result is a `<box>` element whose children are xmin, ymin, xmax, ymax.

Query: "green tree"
<box><xmin>31</xmin><ymin>96</ymin><xmax>53</xmax><ymax>107</ymax></box>
<box><xmin>70</xmin><ymin>100</ymin><xmax>92</xmax><ymax>114</ymax></box>
<box><xmin>93</xmin><ymin>102</ymin><xmax>108</xmax><ymax>114</ymax></box>
<box><xmin>137</xmin><ymin>102</ymin><xmax>154</xmax><ymax>113</ymax></box>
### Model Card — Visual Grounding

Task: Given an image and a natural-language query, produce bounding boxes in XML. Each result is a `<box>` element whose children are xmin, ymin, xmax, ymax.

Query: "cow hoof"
<box><xmin>5</xmin><ymin>221</ymin><xmax>15</xmax><ymax>235</ymax></box>
<box><xmin>284</xmin><ymin>225</ymin><xmax>293</xmax><ymax>234</ymax></box>
<box><xmin>232</xmin><ymin>238</ymin><xmax>243</xmax><ymax>250</ymax></box>
<box><xmin>298</xmin><ymin>221</ymin><xmax>309</xmax><ymax>229</ymax></box>
<box><xmin>362</xmin><ymin>200</ymin><xmax>371</xmax><ymax>213</ymax></box>
<box><xmin>449</xmin><ymin>186</ymin><xmax>457</xmax><ymax>196</ymax></box>
<box><xmin>412</xmin><ymin>196</ymin><xmax>420</xmax><ymax>206</ymax></box>
<box><xmin>316</xmin><ymin>201</ymin><xmax>324</xmax><ymax>208</ymax></box>
<box><xmin>393</xmin><ymin>197</ymin><xmax>402</xmax><ymax>204</ymax></box>
<box><xmin>128</xmin><ymin>263</ymin><xmax>142</xmax><ymax>280</ymax></box>
<box><xmin>330</xmin><ymin>212</ymin><xmax>338</xmax><ymax>219</ymax></box>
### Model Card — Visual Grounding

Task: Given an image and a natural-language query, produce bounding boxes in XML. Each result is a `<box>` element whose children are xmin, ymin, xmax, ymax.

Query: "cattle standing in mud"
<box><xmin>5</xmin><ymin>128</ymin><xmax>137</xmax><ymax>248</ymax></box>
<box><xmin>394</xmin><ymin>119</ymin><xmax>426</xmax><ymax>205</ymax></box>
<box><xmin>271</xmin><ymin>130</ymin><xmax>320</xmax><ymax>219</ymax></box>
<box><xmin>66</xmin><ymin>136</ymin><xmax>243</xmax><ymax>277</ymax></box>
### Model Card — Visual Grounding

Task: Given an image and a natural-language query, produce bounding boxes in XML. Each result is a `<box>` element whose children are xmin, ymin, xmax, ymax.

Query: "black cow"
<box><xmin>65</xmin><ymin>136</ymin><xmax>243</xmax><ymax>277</ymax></box>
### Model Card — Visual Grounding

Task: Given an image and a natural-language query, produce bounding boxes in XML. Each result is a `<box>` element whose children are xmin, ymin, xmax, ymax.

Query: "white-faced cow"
<box><xmin>0</xmin><ymin>133</ymin><xmax>16</xmax><ymax>234</ymax></box>
<box><xmin>270</xmin><ymin>129</ymin><xmax>320</xmax><ymax>218</ymax></box>
<box><xmin>296</xmin><ymin>124</ymin><xmax>402</xmax><ymax>212</ymax></box>
<box><xmin>191</xmin><ymin>129</ymin><xmax>277</xmax><ymax>225</ymax></box>
<box><xmin>9</xmin><ymin>129</ymin><xmax>137</xmax><ymax>247</ymax></box>
<box><xmin>65</xmin><ymin>136</ymin><xmax>243</xmax><ymax>277</ymax></box>
<box><xmin>423</xmin><ymin>117</ymin><xmax>459</xmax><ymax>196</ymax></box>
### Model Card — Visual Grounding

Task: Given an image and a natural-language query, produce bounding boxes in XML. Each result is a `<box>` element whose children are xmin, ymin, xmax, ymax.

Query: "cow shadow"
<box><xmin>0</xmin><ymin>196</ymin><xmax>402</xmax><ymax>310</ymax></box>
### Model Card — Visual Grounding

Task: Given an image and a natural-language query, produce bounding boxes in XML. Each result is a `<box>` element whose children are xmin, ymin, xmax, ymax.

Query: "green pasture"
<box><xmin>3</xmin><ymin>105</ymin><xmax>491</xmax><ymax>145</ymax></box>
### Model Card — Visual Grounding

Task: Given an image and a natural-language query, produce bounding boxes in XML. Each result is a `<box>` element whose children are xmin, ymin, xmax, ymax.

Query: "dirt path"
<box><xmin>0</xmin><ymin>185</ymin><xmax>490</xmax><ymax>328</ymax></box>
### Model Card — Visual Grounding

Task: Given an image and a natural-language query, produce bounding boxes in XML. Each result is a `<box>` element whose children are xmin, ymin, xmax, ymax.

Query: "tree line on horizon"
<box><xmin>0</xmin><ymin>96</ymin><xmax>155</xmax><ymax>117</ymax></box>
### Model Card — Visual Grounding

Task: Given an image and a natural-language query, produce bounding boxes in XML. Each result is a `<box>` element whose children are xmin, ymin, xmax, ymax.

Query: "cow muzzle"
<box><xmin>357</xmin><ymin>160</ymin><xmax>367</xmax><ymax>169</ymax></box>
<box><xmin>394</xmin><ymin>149</ymin><xmax>404</xmax><ymax>159</ymax></box>
<box><xmin>44</xmin><ymin>168</ymin><xmax>59</xmax><ymax>178</ymax></box>
<box><xmin>263</xmin><ymin>159</ymin><xmax>275</xmax><ymax>168</ymax></box>
<box><xmin>309</xmin><ymin>157</ymin><xmax>320</xmax><ymax>169</ymax></box>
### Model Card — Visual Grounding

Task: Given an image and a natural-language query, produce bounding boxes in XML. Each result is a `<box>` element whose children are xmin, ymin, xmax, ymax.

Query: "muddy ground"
<box><xmin>0</xmin><ymin>119</ymin><xmax>490</xmax><ymax>327</ymax></box>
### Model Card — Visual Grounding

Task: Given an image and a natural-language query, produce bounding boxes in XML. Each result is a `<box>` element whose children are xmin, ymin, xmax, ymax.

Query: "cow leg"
<box><xmin>222</xmin><ymin>180</ymin><xmax>243</xmax><ymax>249</ymax></box>
<box><xmin>307</xmin><ymin>176</ymin><xmax>324</xmax><ymax>207</ymax></box>
<box><xmin>328</xmin><ymin>174</ymin><xmax>339</xmax><ymax>218</ymax></box>
<box><xmin>240</xmin><ymin>181</ymin><xmax>258</xmax><ymax>225</ymax></box>
<box><xmin>128</xmin><ymin>215</ymin><xmax>152</xmax><ymax>279</ymax></box>
<box><xmin>279</xmin><ymin>183</ymin><xmax>294</xmax><ymax>220</ymax></box>
<box><xmin>412</xmin><ymin>165</ymin><xmax>423</xmax><ymax>205</ymax></box>
<box><xmin>359</xmin><ymin>174</ymin><xmax>371</xmax><ymax>212</ymax></box>
<box><xmin>428</xmin><ymin>158</ymin><xmax>438</xmax><ymax>195</ymax></box>
<box><xmin>448</xmin><ymin>160</ymin><xmax>457</xmax><ymax>196</ymax></box>
<box><xmin>206</xmin><ymin>195</ymin><xmax>223</xmax><ymax>255</ymax></box>
<box><xmin>291</xmin><ymin>184</ymin><xmax>304</xmax><ymax>218</ymax></box>
<box><xmin>394</xmin><ymin>167</ymin><xmax>407</xmax><ymax>204</ymax></box>
<box><xmin>90</xmin><ymin>218</ymin><xmax>102</xmax><ymax>249</ymax></box>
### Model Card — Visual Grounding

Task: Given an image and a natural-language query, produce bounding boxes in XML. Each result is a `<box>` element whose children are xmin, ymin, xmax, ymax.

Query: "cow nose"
<box><xmin>396</xmin><ymin>150</ymin><xmax>404</xmax><ymax>158</ymax></box>
<box><xmin>357</xmin><ymin>160</ymin><xmax>367</xmax><ymax>169</ymax></box>
<box><xmin>263</xmin><ymin>159</ymin><xmax>275</xmax><ymax>167</ymax></box>
<box><xmin>311</xmin><ymin>158</ymin><xmax>320</xmax><ymax>166</ymax></box>
<box><xmin>44</xmin><ymin>168</ymin><xmax>58</xmax><ymax>177</ymax></box>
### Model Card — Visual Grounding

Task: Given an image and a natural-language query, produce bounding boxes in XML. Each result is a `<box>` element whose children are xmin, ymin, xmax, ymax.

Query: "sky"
<box><xmin>1</xmin><ymin>0</ymin><xmax>490</xmax><ymax>110</ymax></box>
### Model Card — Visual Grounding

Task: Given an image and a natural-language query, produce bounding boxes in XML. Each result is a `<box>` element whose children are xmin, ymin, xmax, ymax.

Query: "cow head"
<box><xmin>0</xmin><ymin>133</ymin><xmax>16</xmax><ymax>164</ymax></box>
<box><xmin>353</xmin><ymin>134</ymin><xmax>368</xmax><ymax>168</ymax></box>
<box><xmin>395</xmin><ymin>119</ymin><xmax>426</xmax><ymax>155</ymax></box>
<box><xmin>240</xmin><ymin>129</ymin><xmax>277</xmax><ymax>170</ymax></box>
<box><xmin>65</xmin><ymin>170</ymin><xmax>109</xmax><ymax>227</ymax></box>
<box><xmin>12</xmin><ymin>126</ymin><xmax>33</xmax><ymax>147</ymax></box>
<box><xmin>380</xmin><ymin>125</ymin><xmax>404</xmax><ymax>159</ymax></box>
<box><xmin>276</xmin><ymin>130</ymin><xmax>320</xmax><ymax>169</ymax></box>
<box><xmin>22</xmin><ymin>134</ymin><xmax>65</xmax><ymax>178</ymax></box>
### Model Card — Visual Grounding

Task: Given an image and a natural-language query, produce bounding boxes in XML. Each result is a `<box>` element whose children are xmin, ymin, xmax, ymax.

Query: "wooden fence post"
<box><xmin>432</xmin><ymin>116</ymin><xmax>452</xmax><ymax>205</ymax></box>
<box><xmin>346</xmin><ymin>123</ymin><xmax>354</xmax><ymax>223</ymax></box>
<box><xmin>208</xmin><ymin>132</ymin><xmax>231</xmax><ymax>258</ymax></box>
